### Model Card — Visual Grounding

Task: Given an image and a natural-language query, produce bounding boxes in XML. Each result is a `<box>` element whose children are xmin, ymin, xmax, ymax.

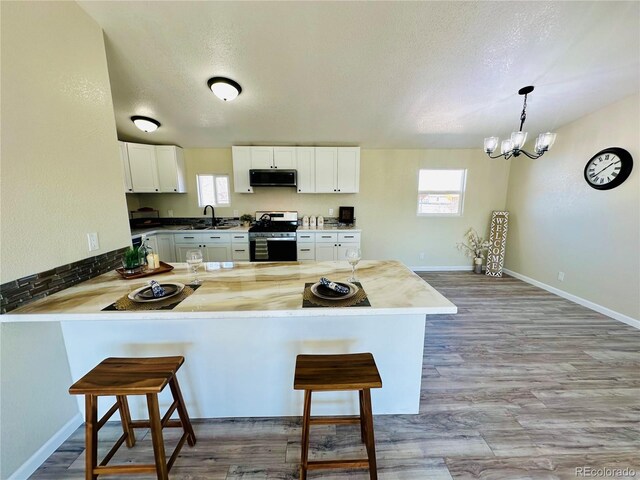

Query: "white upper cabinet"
<box><xmin>126</xmin><ymin>142</ymin><xmax>159</xmax><ymax>192</ymax></box>
<box><xmin>296</xmin><ymin>147</ymin><xmax>315</xmax><ymax>193</ymax></box>
<box><xmin>155</xmin><ymin>145</ymin><xmax>186</xmax><ymax>193</ymax></box>
<box><xmin>119</xmin><ymin>141</ymin><xmax>133</xmax><ymax>193</ymax></box>
<box><xmin>315</xmin><ymin>147</ymin><xmax>338</xmax><ymax>193</ymax></box>
<box><xmin>336</xmin><ymin>147</ymin><xmax>360</xmax><ymax>193</ymax></box>
<box><xmin>315</xmin><ymin>147</ymin><xmax>360</xmax><ymax>193</ymax></box>
<box><xmin>273</xmin><ymin>147</ymin><xmax>296</xmax><ymax>169</ymax></box>
<box><xmin>232</xmin><ymin>146</ymin><xmax>253</xmax><ymax>193</ymax></box>
<box><xmin>250</xmin><ymin>147</ymin><xmax>274</xmax><ymax>169</ymax></box>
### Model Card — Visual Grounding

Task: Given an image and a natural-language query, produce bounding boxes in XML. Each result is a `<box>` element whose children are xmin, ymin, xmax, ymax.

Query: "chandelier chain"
<box><xmin>519</xmin><ymin>94</ymin><xmax>528</xmax><ymax>132</ymax></box>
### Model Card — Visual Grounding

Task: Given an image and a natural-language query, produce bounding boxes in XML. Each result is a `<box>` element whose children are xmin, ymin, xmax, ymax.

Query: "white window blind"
<box><xmin>417</xmin><ymin>169</ymin><xmax>467</xmax><ymax>216</ymax></box>
<box><xmin>196</xmin><ymin>174</ymin><xmax>230</xmax><ymax>207</ymax></box>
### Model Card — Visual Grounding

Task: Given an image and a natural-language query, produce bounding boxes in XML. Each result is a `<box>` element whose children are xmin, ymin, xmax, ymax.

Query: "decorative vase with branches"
<box><xmin>457</xmin><ymin>228</ymin><xmax>490</xmax><ymax>273</ymax></box>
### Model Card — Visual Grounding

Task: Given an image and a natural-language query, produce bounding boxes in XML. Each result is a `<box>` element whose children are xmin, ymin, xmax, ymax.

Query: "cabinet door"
<box><xmin>156</xmin><ymin>234</ymin><xmax>175</xmax><ymax>262</ymax></box>
<box><xmin>296</xmin><ymin>147</ymin><xmax>315</xmax><ymax>193</ymax></box>
<box><xmin>204</xmin><ymin>244</ymin><xmax>231</xmax><ymax>262</ymax></box>
<box><xmin>175</xmin><ymin>244</ymin><xmax>203</xmax><ymax>263</ymax></box>
<box><xmin>231</xmin><ymin>245</ymin><xmax>250</xmax><ymax>260</ymax></box>
<box><xmin>315</xmin><ymin>243</ymin><xmax>337</xmax><ymax>261</ymax></box>
<box><xmin>337</xmin><ymin>147</ymin><xmax>360</xmax><ymax>193</ymax></box>
<box><xmin>337</xmin><ymin>242</ymin><xmax>360</xmax><ymax>262</ymax></box>
<box><xmin>297</xmin><ymin>245</ymin><xmax>315</xmax><ymax>261</ymax></box>
<box><xmin>156</xmin><ymin>146</ymin><xmax>186</xmax><ymax>193</ymax></box>
<box><xmin>119</xmin><ymin>141</ymin><xmax>133</xmax><ymax>193</ymax></box>
<box><xmin>232</xmin><ymin>146</ymin><xmax>253</xmax><ymax>193</ymax></box>
<box><xmin>315</xmin><ymin>147</ymin><xmax>337</xmax><ymax>193</ymax></box>
<box><xmin>273</xmin><ymin>147</ymin><xmax>296</xmax><ymax>169</ymax></box>
<box><xmin>250</xmin><ymin>147</ymin><xmax>274</xmax><ymax>169</ymax></box>
<box><xmin>127</xmin><ymin>143</ymin><xmax>159</xmax><ymax>192</ymax></box>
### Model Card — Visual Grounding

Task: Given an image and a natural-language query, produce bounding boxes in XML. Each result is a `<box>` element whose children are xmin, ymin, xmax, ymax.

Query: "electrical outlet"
<box><xmin>419</xmin><ymin>252</ymin><xmax>425</xmax><ymax>260</ymax></box>
<box><xmin>558</xmin><ymin>271</ymin><xmax>565</xmax><ymax>281</ymax></box>
<box><xmin>167</xmin><ymin>209</ymin><xmax>174</xmax><ymax>217</ymax></box>
<box><xmin>87</xmin><ymin>232</ymin><xmax>99</xmax><ymax>252</ymax></box>
<box><xmin>328</xmin><ymin>208</ymin><xmax>334</xmax><ymax>216</ymax></box>
<box><xmin>233</xmin><ymin>210</ymin><xmax>239</xmax><ymax>217</ymax></box>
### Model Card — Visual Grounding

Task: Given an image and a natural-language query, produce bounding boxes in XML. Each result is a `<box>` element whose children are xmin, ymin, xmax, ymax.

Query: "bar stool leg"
<box><xmin>300</xmin><ymin>389</ymin><xmax>312</xmax><ymax>480</ymax></box>
<box><xmin>147</xmin><ymin>393</ymin><xmax>169</xmax><ymax>480</ymax></box>
<box><xmin>116</xmin><ymin>395</ymin><xmax>136</xmax><ymax>448</ymax></box>
<box><xmin>169</xmin><ymin>376</ymin><xmax>197</xmax><ymax>446</ymax></box>
<box><xmin>362</xmin><ymin>389</ymin><xmax>378</xmax><ymax>480</ymax></box>
<box><xmin>84</xmin><ymin>395</ymin><xmax>98</xmax><ymax>480</ymax></box>
<box><xmin>358</xmin><ymin>389</ymin><xmax>367</xmax><ymax>443</ymax></box>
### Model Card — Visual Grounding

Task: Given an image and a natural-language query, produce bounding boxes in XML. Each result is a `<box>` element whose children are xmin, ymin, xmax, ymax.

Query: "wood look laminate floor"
<box><xmin>31</xmin><ymin>272</ymin><xmax>640</xmax><ymax>480</ymax></box>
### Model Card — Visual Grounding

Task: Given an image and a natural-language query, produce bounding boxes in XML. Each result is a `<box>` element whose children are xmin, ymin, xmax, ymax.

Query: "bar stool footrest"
<box><xmin>307</xmin><ymin>459</ymin><xmax>371</xmax><ymax>470</ymax></box>
<box><xmin>309</xmin><ymin>416</ymin><xmax>360</xmax><ymax>425</ymax></box>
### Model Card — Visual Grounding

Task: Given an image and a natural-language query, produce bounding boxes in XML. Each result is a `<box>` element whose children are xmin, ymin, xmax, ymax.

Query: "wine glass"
<box><xmin>185</xmin><ymin>249</ymin><xmax>203</xmax><ymax>285</ymax></box>
<box><xmin>345</xmin><ymin>247</ymin><xmax>362</xmax><ymax>282</ymax></box>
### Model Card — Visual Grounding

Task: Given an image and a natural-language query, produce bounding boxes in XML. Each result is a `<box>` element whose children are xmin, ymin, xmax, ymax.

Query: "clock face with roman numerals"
<box><xmin>584</xmin><ymin>147</ymin><xmax>633</xmax><ymax>190</ymax></box>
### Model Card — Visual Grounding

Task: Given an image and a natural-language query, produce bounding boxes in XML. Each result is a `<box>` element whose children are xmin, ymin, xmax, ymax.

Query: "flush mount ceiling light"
<box><xmin>207</xmin><ymin>77</ymin><xmax>242</xmax><ymax>101</ymax></box>
<box><xmin>131</xmin><ymin>116</ymin><xmax>160</xmax><ymax>133</ymax></box>
<box><xmin>484</xmin><ymin>86</ymin><xmax>557</xmax><ymax>160</ymax></box>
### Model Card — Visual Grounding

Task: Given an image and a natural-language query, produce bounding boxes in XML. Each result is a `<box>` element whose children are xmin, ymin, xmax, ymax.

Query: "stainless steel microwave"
<box><xmin>249</xmin><ymin>169</ymin><xmax>297</xmax><ymax>187</ymax></box>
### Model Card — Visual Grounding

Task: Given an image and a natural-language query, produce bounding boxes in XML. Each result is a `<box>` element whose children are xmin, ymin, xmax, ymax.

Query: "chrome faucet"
<box><xmin>203</xmin><ymin>205</ymin><xmax>217</xmax><ymax>227</ymax></box>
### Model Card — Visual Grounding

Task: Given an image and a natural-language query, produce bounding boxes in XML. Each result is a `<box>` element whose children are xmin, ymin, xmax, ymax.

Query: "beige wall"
<box><xmin>133</xmin><ymin>148</ymin><xmax>511</xmax><ymax>266</ymax></box>
<box><xmin>0</xmin><ymin>2</ymin><xmax>131</xmax><ymax>284</ymax></box>
<box><xmin>505</xmin><ymin>94</ymin><xmax>640</xmax><ymax>320</ymax></box>
<box><xmin>0</xmin><ymin>2</ymin><xmax>131</xmax><ymax>477</ymax></box>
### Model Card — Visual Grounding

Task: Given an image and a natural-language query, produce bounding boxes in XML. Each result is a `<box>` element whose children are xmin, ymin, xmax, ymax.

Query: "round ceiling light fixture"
<box><xmin>207</xmin><ymin>77</ymin><xmax>242</xmax><ymax>101</ymax></box>
<box><xmin>131</xmin><ymin>116</ymin><xmax>161</xmax><ymax>133</ymax></box>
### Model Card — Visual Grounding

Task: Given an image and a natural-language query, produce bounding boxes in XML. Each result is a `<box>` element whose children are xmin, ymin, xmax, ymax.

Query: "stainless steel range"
<box><xmin>249</xmin><ymin>211</ymin><xmax>298</xmax><ymax>261</ymax></box>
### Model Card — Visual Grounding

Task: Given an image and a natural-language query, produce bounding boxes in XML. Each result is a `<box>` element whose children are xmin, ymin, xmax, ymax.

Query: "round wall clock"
<box><xmin>584</xmin><ymin>147</ymin><xmax>633</xmax><ymax>190</ymax></box>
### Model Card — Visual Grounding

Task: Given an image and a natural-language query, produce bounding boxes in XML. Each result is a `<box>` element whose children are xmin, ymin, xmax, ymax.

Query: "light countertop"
<box><xmin>2</xmin><ymin>260</ymin><xmax>456</xmax><ymax>322</ymax></box>
<box><xmin>131</xmin><ymin>225</ymin><xmax>249</xmax><ymax>237</ymax></box>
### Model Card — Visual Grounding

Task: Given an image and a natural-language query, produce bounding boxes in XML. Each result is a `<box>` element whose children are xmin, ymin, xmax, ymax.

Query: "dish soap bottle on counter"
<box><xmin>317</xmin><ymin>216</ymin><xmax>324</xmax><ymax>228</ymax></box>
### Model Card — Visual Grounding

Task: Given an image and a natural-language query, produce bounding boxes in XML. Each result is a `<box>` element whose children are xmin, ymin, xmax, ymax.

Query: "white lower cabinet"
<box><xmin>174</xmin><ymin>232</ymin><xmax>248</xmax><ymax>263</ymax></box>
<box><xmin>231</xmin><ymin>233</ymin><xmax>250</xmax><ymax>261</ymax></box>
<box><xmin>312</xmin><ymin>231</ymin><xmax>361</xmax><ymax>261</ymax></box>
<box><xmin>156</xmin><ymin>234</ymin><xmax>175</xmax><ymax>262</ymax></box>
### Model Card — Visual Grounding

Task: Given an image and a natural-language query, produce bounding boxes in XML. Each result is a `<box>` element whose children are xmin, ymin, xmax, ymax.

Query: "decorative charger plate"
<box><xmin>127</xmin><ymin>282</ymin><xmax>185</xmax><ymax>303</ymax></box>
<box><xmin>310</xmin><ymin>282</ymin><xmax>358</xmax><ymax>301</ymax></box>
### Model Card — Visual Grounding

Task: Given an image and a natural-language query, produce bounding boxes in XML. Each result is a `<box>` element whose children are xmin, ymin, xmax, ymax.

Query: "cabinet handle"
<box><xmin>248</xmin><ymin>189</ymin><xmax>251</xmax><ymax>192</ymax></box>
<box><xmin>210</xmin><ymin>236</ymin><xmax>221</xmax><ymax>239</ymax></box>
<box><xmin>321</xmin><ymin>236</ymin><xmax>331</xmax><ymax>238</ymax></box>
<box><xmin>174</xmin><ymin>189</ymin><xmax>177</xmax><ymax>192</ymax></box>
<box><xmin>234</xmin><ymin>236</ymin><xmax>244</xmax><ymax>239</ymax></box>
<box><xmin>155</xmin><ymin>189</ymin><xmax>159</xmax><ymax>191</ymax></box>
<box><xmin>339</xmin><ymin>244</ymin><xmax>341</xmax><ymax>246</ymax></box>
<box><xmin>234</xmin><ymin>249</ymin><xmax>245</xmax><ymax>252</ymax></box>
<box><xmin>298</xmin><ymin>189</ymin><xmax>301</xmax><ymax>192</ymax></box>
<box><xmin>184</xmin><ymin>236</ymin><xmax>195</xmax><ymax>239</ymax></box>
<box><xmin>333</xmin><ymin>189</ymin><xmax>336</xmax><ymax>192</ymax></box>
<box><xmin>344</xmin><ymin>235</ymin><xmax>354</xmax><ymax>238</ymax></box>
<box><xmin>300</xmin><ymin>249</ymin><xmax>310</xmax><ymax>252</ymax></box>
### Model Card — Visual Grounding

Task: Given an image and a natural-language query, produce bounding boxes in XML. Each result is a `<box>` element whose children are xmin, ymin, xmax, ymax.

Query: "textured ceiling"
<box><xmin>78</xmin><ymin>1</ymin><xmax>640</xmax><ymax>149</ymax></box>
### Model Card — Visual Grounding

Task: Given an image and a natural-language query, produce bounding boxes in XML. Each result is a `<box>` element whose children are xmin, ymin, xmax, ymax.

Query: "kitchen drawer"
<box><xmin>202</xmin><ymin>233</ymin><xmax>231</xmax><ymax>244</ymax></box>
<box><xmin>174</xmin><ymin>233</ymin><xmax>204</xmax><ymax>244</ymax></box>
<box><xmin>338</xmin><ymin>232</ymin><xmax>360</xmax><ymax>243</ymax></box>
<box><xmin>315</xmin><ymin>232</ymin><xmax>338</xmax><ymax>243</ymax></box>
<box><xmin>297</xmin><ymin>232</ymin><xmax>315</xmax><ymax>243</ymax></box>
<box><xmin>297</xmin><ymin>246</ymin><xmax>315</xmax><ymax>260</ymax></box>
<box><xmin>232</xmin><ymin>246</ymin><xmax>250</xmax><ymax>260</ymax></box>
<box><xmin>231</xmin><ymin>233</ymin><xmax>249</xmax><ymax>243</ymax></box>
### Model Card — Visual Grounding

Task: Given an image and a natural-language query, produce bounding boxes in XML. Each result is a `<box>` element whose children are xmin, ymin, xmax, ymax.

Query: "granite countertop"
<box><xmin>131</xmin><ymin>225</ymin><xmax>250</xmax><ymax>237</ymax></box>
<box><xmin>2</xmin><ymin>260</ymin><xmax>457</xmax><ymax>321</ymax></box>
<box><xmin>297</xmin><ymin>226</ymin><xmax>361</xmax><ymax>232</ymax></box>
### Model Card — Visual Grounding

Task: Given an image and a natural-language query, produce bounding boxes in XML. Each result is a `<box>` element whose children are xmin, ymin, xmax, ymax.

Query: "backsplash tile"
<box><xmin>0</xmin><ymin>246</ymin><xmax>128</xmax><ymax>314</ymax></box>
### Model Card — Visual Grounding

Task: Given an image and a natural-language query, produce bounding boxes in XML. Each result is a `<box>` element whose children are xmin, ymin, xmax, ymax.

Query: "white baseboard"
<box><xmin>503</xmin><ymin>268</ymin><xmax>640</xmax><ymax>330</ymax></box>
<box><xmin>8</xmin><ymin>412</ymin><xmax>83</xmax><ymax>480</ymax></box>
<box><xmin>410</xmin><ymin>265</ymin><xmax>473</xmax><ymax>272</ymax></box>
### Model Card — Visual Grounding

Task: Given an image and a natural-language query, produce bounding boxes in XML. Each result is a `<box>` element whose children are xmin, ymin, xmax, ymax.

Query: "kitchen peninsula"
<box><xmin>3</xmin><ymin>260</ymin><xmax>456</xmax><ymax>419</ymax></box>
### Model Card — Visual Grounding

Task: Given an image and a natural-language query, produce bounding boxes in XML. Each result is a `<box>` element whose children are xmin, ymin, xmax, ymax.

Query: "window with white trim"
<box><xmin>417</xmin><ymin>169</ymin><xmax>467</xmax><ymax>216</ymax></box>
<box><xmin>196</xmin><ymin>174</ymin><xmax>230</xmax><ymax>207</ymax></box>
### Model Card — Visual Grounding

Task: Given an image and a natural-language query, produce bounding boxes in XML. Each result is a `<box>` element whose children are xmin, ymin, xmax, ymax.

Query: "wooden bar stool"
<box><xmin>294</xmin><ymin>353</ymin><xmax>383</xmax><ymax>480</ymax></box>
<box><xmin>69</xmin><ymin>356</ymin><xmax>196</xmax><ymax>480</ymax></box>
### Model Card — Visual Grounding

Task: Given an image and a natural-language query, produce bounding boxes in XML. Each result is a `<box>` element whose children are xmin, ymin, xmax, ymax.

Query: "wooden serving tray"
<box><xmin>115</xmin><ymin>261</ymin><xmax>174</xmax><ymax>279</ymax></box>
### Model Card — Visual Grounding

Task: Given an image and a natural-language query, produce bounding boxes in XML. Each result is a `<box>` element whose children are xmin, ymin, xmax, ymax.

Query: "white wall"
<box><xmin>0</xmin><ymin>2</ymin><xmax>131</xmax><ymax>284</ymax></box>
<box><xmin>505</xmin><ymin>94</ymin><xmax>639</xmax><ymax>320</ymax></box>
<box><xmin>0</xmin><ymin>2</ymin><xmax>132</xmax><ymax>477</ymax></box>
<box><xmin>133</xmin><ymin>148</ymin><xmax>511</xmax><ymax>267</ymax></box>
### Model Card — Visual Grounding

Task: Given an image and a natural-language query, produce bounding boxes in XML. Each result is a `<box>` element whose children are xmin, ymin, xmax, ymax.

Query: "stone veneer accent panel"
<box><xmin>0</xmin><ymin>247</ymin><xmax>128</xmax><ymax>314</ymax></box>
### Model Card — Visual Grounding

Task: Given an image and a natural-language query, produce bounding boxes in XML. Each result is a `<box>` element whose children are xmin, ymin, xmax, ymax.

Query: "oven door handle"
<box><xmin>265</xmin><ymin>237</ymin><xmax>296</xmax><ymax>242</ymax></box>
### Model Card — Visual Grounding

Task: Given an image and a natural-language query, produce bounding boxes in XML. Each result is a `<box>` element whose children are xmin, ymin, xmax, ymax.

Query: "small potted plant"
<box><xmin>122</xmin><ymin>246</ymin><xmax>143</xmax><ymax>274</ymax></box>
<box><xmin>456</xmin><ymin>228</ymin><xmax>490</xmax><ymax>273</ymax></box>
<box><xmin>240</xmin><ymin>214</ymin><xmax>253</xmax><ymax>227</ymax></box>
